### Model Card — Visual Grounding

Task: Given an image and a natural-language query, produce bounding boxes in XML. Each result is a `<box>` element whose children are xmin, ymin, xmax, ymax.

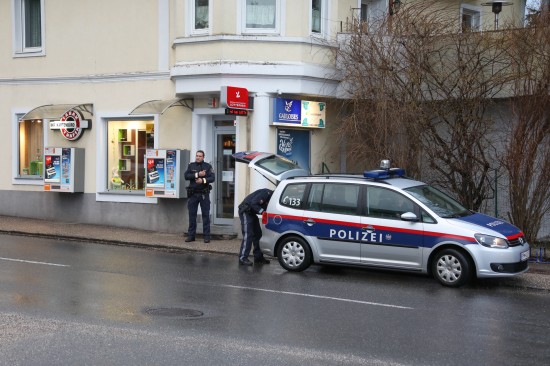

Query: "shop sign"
<box><xmin>225</xmin><ymin>108</ymin><xmax>248</xmax><ymax>116</ymax></box>
<box><xmin>49</xmin><ymin>110</ymin><xmax>89</xmax><ymax>141</ymax></box>
<box><xmin>301</xmin><ymin>100</ymin><xmax>326</xmax><ymax>128</ymax></box>
<box><xmin>221</xmin><ymin>86</ymin><xmax>249</xmax><ymax>109</ymax></box>
<box><xmin>272</xmin><ymin>98</ymin><xmax>326</xmax><ymax>128</ymax></box>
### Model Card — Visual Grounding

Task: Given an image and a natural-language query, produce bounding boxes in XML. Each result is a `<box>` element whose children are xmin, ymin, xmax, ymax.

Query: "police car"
<box><xmin>233</xmin><ymin>152</ymin><xmax>530</xmax><ymax>287</ymax></box>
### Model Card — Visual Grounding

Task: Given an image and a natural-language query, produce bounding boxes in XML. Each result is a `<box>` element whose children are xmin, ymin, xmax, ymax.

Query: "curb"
<box><xmin>0</xmin><ymin>230</ymin><xmax>238</xmax><ymax>257</ymax></box>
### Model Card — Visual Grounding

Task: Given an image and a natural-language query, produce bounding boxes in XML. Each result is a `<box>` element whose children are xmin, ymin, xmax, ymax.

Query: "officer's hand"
<box><xmin>198</xmin><ymin>170</ymin><xmax>206</xmax><ymax>177</ymax></box>
<box><xmin>195</xmin><ymin>178</ymin><xmax>203</xmax><ymax>184</ymax></box>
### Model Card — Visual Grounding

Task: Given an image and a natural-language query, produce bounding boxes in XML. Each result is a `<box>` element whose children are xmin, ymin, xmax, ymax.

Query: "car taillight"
<box><xmin>262</xmin><ymin>211</ymin><xmax>268</xmax><ymax>224</ymax></box>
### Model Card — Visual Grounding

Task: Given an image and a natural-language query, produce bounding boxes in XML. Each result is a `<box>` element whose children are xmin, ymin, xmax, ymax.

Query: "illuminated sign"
<box><xmin>272</xmin><ymin>98</ymin><xmax>326</xmax><ymax>128</ymax></box>
<box><xmin>221</xmin><ymin>86</ymin><xmax>249</xmax><ymax>109</ymax></box>
<box><xmin>49</xmin><ymin>110</ymin><xmax>90</xmax><ymax>141</ymax></box>
<box><xmin>225</xmin><ymin>108</ymin><xmax>248</xmax><ymax>116</ymax></box>
<box><xmin>301</xmin><ymin>100</ymin><xmax>326</xmax><ymax>128</ymax></box>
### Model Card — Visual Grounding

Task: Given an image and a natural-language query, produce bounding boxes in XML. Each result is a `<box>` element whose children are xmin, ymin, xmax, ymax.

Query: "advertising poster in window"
<box><xmin>44</xmin><ymin>154</ymin><xmax>61</xmax><ymax>183</ymax></box>
<box><xmin>146</xmin><ymin>158</ymin><xmax>165</xmax><ymax>188</ymax></box>
<box><xmin>277</xmin><ymin>129</ymin><xmax>310</xmax><ymax>172</ymax></box>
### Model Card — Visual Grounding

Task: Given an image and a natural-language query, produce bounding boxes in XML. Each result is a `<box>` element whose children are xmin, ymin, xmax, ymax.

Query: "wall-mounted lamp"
<box><xmin>481</xmin><ymin>1</ymin><xmax>513</xmax><ymax>30</ymax></box>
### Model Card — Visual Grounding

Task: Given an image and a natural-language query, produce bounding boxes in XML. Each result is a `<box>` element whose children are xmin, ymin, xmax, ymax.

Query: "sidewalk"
<box><xmin>0</xmin><ymin>215</ymin><xmax>548</xmax><ymax>291</ymax></box>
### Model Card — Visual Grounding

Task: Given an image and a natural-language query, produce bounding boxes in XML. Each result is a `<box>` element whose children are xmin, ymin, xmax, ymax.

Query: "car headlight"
<box><xmin>474</xmin><ymin>233</ymin><xmax>509</xmax><ymax>249</ymax></box>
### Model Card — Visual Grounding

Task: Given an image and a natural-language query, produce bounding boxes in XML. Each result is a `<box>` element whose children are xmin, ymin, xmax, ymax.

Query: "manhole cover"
<box><xmin>144</xmin><ymin>307</ymin><xmax>203</xmax><ymax>318</ymax></box>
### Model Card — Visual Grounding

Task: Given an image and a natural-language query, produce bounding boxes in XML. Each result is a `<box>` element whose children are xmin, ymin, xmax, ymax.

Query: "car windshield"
<box><xmin>256</xmin><ymin>155</ymin><xmax>302</xmax><ymax>175</ymax></box>
<box><xmin>404</xmin><ymin>185</ymin><xmax>471</xmax><ymax>218</ymax></box>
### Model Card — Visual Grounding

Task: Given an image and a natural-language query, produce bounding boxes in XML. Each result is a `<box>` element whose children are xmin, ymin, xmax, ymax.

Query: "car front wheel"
<box><xmin>432</xmin><ymin>248</ymin><xmax>473</xmax><ymax>287</ymax></box>
<box><xmin>277</xmin><ymin>236</ymin><xmax>312</xmax><ymax>272</ymax></box>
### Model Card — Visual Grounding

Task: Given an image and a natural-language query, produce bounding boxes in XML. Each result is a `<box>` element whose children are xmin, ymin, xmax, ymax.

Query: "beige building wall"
<box><xmin>0</xmin><ymin>0</ymin><xmax>532</xmax><ymax>232</ymax></box>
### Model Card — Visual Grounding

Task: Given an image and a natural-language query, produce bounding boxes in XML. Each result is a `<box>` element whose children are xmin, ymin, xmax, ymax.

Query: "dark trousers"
<box><xmin>238</xmin><ymin>211</ymin><xmax>264</xmax><ymax>261</ymax></box>
<box><xmin>187</xmin><ymin>192</ymin><xmax>211</xmax><ymax>239</ymax></box>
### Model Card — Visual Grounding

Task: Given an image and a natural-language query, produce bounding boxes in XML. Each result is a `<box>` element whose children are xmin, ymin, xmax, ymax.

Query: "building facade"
<box><xmin>0</xmin><ymin>0</ymin><xmax>527</xmax><ymax>234</ymax></box>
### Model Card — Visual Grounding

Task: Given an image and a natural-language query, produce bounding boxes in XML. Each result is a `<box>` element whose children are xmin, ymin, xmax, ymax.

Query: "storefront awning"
<box><xmin>129</xmin><ymin>98</ymin><xmax>193</xmax><ymax>115</ymax></box>
<box><xmin>19</xmin><ymin>104</ymin><xmax>93</xmax><ymax>121</ymax></box>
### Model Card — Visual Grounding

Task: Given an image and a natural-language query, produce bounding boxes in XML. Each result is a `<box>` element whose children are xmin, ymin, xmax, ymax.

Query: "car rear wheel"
<box><xmin>277</xmin><ymin>236</ymin><xmax>312</xmax><ymax>272</ymax></box>
<box><xmin>432</xmin><ymin>248</ymin><xmax>472</xmax><ymax>287</ymax></box>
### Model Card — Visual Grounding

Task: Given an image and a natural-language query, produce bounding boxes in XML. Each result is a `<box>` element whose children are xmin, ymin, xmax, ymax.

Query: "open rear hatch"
<box><xmin>232</xmin><ymin>151</ymin><xmax>310</xmax><ymax>185</ymax></box>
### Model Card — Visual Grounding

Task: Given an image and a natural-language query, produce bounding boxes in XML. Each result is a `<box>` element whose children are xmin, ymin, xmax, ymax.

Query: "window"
<box><xmin>461</xmin><ymin>5</ymin><xmax>481</xmax><ymax>32</ymax></box>
<box><xmin>366</xmin><ymin>187</ymin><xmax>416</xmax><ymax>220</ymax></box>
<box><xmin>107</xmin><ymin>120</ymin><xmax>154</xmax><ymax>191</ymax></box>
<box><xmin>279</xmin><ymin>183</ymin><xmax>307</xmax><ymax>208</ymax></box>
<box><xmin>405</xmin><ymin>185</ymin><xmax>470</xmax><ymax>219</ymax></box>
<box><xmin>18</xmin><ymin>118</ymin><xmax>44</xmax><ymax>178</ymax></box>
<box><xmin>360</xmin><ymin>0</ymin><xmax>368</xmax><ymax>22</ymax></box>
<box><xmin>192</xmin><ymin>0</ymin><xmax>210</xmax><ymax>34</ymax></box>
<box><xmin>311</xmin><ymin>0</ymin><xmax>322</xmax><ymax>33</ymax></box>
<box><xmin>13</xmin><ymin>0</ymin><xmax>44</xmax><ymax>55</ymax></box>
<box><xmin>306</xmin><ymin>183</ymin><xmax>359</xmax><ymax>215</ymax></box>
<box><xmin>243</xmin><ymin>0</ymin><xmax>280</xmax><ymax>34</ymax></box>
<box><xmin>311</xmin><ymin>0</ymin><xmax>328</xmax><ymax>36</ymax></box>
<box><xmin>255</xmin><ymin>155</ymin><xmax>301</xmax><ymax>175</ymax></box>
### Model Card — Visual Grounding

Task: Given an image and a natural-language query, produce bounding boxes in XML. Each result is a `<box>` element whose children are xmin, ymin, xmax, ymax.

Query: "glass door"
<box><xmin>214</xmin><ymin>128</ymin><xmax>236</xmax><ymax>224</ymax></box>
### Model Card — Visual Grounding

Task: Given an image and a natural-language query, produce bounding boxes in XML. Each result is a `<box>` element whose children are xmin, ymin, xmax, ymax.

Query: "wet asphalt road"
<box><xmin>1</xmin><ymin>234</ymin><xmax>549</xmax><ymax>366</ymax></box>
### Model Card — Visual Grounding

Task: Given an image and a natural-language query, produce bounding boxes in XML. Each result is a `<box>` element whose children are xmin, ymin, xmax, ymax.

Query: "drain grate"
<box><xmin>144</xmin><ymin>307</ymin><xmax>203</xmax><ymax>318</ymax></box>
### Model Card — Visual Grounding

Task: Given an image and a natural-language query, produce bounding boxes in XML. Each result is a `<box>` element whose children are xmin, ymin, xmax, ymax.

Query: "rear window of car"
<box><xmin>279</xmin><ymin>183</ymin><xmax>307</xmax><ymax>208</ymax></box>
<box><xmin>257</xmin><ymin>155</ymin><xmax>302</xmax><ymax>175</ymax></box>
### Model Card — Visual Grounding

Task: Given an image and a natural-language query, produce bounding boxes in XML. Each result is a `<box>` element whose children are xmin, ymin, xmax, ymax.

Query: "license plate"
<box><xmin>520</xmin><ymin>250</ymin><xmax>529</xmax><ymax>261</ymax></box>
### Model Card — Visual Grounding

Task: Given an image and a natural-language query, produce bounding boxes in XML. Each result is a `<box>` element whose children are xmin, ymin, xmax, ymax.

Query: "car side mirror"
<box><xmin>401</xmin><ymin>212</ymin><xmax>419</xmax><ymax>222</ymax></box>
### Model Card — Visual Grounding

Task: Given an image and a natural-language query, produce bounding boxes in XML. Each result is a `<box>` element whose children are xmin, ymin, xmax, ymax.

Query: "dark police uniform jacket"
<box><xmin>184</xmin><ymin>161</ymin><xmax>215</xmax><ymax>194</ymax></box>
<box><xmin>238</xmin><ymin>188</ymin><xmax>273</xmax><ymax>215</ymax></box>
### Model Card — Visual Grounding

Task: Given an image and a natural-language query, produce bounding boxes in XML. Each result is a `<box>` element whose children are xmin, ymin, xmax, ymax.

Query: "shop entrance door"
<box><xmin>213</xmin><ymin>125</ymin><xmax>236</xmax><ymax>225</ymax></box>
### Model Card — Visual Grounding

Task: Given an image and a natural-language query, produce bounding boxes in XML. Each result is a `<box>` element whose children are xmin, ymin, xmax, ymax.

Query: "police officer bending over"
<box><xmin>238</xmin><ymin>188</ymin><xmax>273</xmax><ymax>266</ymax></box>
<box><xmin>184</xmin><ymin>150</ymin><xmax>215</xmax><ymax>243</ymax></box>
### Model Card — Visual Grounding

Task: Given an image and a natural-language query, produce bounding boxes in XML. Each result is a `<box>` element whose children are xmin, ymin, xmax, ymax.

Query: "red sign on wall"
<box><xmin>221</xmin><ymin>86</ymin><xmax>249</xmax><ymax>109</ymax></box>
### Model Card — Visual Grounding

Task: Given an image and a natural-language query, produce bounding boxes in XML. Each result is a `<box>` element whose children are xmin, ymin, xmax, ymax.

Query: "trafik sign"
<box><xmin>221</xmin><ymin>86</ymin><xmax>249</xmax><ymax>109</ymax></box>
<box><xmin>49</xmin><ymin>110</ymin><xmax>90</xmax><ymax>141</ymax></box>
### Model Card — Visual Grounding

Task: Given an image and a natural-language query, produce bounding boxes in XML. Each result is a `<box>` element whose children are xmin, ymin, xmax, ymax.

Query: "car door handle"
<box><xmin>363</xmin><ymin>225</ymin><xmax>375</xmax><ymax>233</ymax></box>
<box><xmin>303</xmin><ymin>218</ymin><xmax>316</xmax><ymax>226</ymax></box>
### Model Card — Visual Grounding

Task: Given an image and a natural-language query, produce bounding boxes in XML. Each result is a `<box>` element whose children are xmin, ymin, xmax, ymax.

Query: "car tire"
<box><xmin>432</xmin><ymin>248</ymin><xmax>472</xmax><ymax>287</ymax></box>
<box><xmin>277</xmin><ymin>236</ymin><xmax>312</xmax><ymax>272</ymax></box>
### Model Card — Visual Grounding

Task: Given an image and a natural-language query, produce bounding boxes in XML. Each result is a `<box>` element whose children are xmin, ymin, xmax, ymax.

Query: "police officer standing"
<box><xmin>238</xmin><ymin>188</ymin><xmax>273</xmax><ymax>266</ymax></box>
<box><xmin>184</xmin><ymin>150</ymin><xmax>215</xmax><ymax>243</ymax></box>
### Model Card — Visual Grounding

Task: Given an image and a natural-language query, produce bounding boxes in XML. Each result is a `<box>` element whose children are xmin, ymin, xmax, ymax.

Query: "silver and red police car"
<box><xmin>234</xmin><ymin>152</ymin><xmax>530</xmax><ymax>287</ymax></box>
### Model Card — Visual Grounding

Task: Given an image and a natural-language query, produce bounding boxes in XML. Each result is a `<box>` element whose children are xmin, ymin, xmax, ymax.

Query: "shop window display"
<box><xmin>107</xmin><ymin>120</ymin><xmax>154</xmax><ymax>191</ymax></box>
<box><xmin>18</xmin><ymin>119</ymin><xmax>44</xmax><ymax>177</ymax></box>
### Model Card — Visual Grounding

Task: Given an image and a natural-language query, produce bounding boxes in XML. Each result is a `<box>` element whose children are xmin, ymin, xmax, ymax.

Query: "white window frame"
<box><xmin>187</xmin><ymin>0</ymin><xmax>212</xmax><ymax>36</ymax></box>
<box><xmin>460</xmin><ymin>4</ymin><xmax>482</xmax><ymax>32</ymax></box>
<box><xmin>12</xmin><ymin>110</ymin><xmax>47</xmax><ymax>185</ymax></box>
<box><xmin>310</xmin><ymin>0</ymin><xmax>328</xmax><ymax>37</ymax></box>
<box><xmin>239</xmin><ymin>0</ymin><xmax>283</xmax><ymax>35</ymax></box>
<box><xmin>12</xmin><ymin>0</ymin><xmax>46</xmax><ymax>57</ymax></box>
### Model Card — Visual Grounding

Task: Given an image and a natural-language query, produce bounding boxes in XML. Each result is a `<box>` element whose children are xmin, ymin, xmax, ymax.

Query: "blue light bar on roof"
<box><xmin>363</xmin><ymin>168</ymin><xmax>406</xmax><ymax>179</ymax></box>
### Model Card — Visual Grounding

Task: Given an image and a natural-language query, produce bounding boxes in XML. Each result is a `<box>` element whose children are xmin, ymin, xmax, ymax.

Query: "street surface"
<box><xmin>0</xmin><ymin>234</ymin><xmax>549</xmax><ymax>365</ymax></box>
